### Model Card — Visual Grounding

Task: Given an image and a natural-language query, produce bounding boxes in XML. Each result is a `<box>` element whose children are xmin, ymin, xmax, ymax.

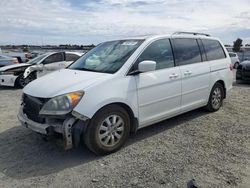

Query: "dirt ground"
<box><xmin>0</xmin><ymin>81</ymin><xmax>250</xmax><ymax>188</ymax></box>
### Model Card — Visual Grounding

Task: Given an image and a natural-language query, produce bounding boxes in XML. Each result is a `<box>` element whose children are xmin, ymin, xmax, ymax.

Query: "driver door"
<box><xmin>135</xmin><ymin>39</ymin><xmax>182</xmax><ymax>127</ymax></box>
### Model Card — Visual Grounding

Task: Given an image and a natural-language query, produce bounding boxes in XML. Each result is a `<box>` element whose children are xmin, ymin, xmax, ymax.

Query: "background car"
<box><xmin>236</xmin><ymin>60</ymin><xmax>250</xmax><ymax>82</ymax></box>
<box><xmin>0</xmin><ymin>54</ymin><xmax>19</xmax><ymax>67</ymax></box>
<box><xmin>0</xmin><ymin>51</ymin><xmax>83</xmax><ymax>88</ymax></box>
<box><xmin>229</xmin><ymin>52</ymin><xmax>240</xmax><ymax>68</ymax></box>
<box><xmin>23</xmin><ymin>51</ymin><xmax>83</xmax><ymax>80</ymax></box>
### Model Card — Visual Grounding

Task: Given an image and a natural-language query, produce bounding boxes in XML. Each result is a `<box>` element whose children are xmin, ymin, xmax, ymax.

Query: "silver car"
<box><xmin>0</xmin><ymin>54</ymin><xmax>19</xmax><ymax>67</ymax></box>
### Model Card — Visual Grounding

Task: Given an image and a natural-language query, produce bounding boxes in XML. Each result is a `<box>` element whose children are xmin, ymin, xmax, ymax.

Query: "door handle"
<box><xmin>169</xmin><ymin>73</ymin><xmax>179</xmax><ymax>79</ymax></box>
<box><xmin>184</xmin><ymin>70</ymin><xmax>192</xmax><ymax>76</ymax></box>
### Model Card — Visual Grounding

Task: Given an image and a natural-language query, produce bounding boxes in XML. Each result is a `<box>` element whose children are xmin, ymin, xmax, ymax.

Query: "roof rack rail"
<box><xmin>172</xmin><ymin>31</ymin><xmax>210</xmax><ymax>37</ymax></box>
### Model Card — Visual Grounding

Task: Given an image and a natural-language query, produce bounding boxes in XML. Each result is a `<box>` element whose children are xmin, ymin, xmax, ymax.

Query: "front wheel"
<box><xmin>84</xmin><ymin>105</ymin><xmax>130</xmax><ymax>155</ymax></box>
<box><xmin>205</xmin><ymin>83</ymin><xmax>224</xmax><ymax>112</ymax></box>
<box><xmin>24</xmin><ymin>72</ymin><xmax>36</xmax><ymax>86</ymax></box>
<box><xmin>15</xmin><ymin>74</ymin><xmax>26</xmax><ymax>88</ymax></box>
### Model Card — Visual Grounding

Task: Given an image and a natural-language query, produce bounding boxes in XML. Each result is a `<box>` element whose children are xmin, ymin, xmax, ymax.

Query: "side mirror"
<box><xmin>138</xmin><ymin>60</ymin><xmax>156</xmax><ymax>73</ymax></box>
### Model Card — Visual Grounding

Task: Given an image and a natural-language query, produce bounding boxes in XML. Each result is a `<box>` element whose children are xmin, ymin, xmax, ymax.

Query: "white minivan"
<box><xmin>18</xmin><ymin>32</ymin><xmax>233</xmax><ymax>155</ymax></box>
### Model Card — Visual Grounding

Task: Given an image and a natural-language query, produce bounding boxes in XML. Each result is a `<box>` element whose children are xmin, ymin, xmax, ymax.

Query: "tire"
<box><xmin>234</xmin><ymin>62</ymin><xmax>239</xmax><ymax>69</ymax></box>
<box><xmin>205</xmin><ymin>83</ymin><xmax>224</xmax><ymax>112</ymax></box>
<box><xmin>15</xmin><ymin>74</ymin><xmax>26</xmax><ymax>88</ymax></box>
<box><xmin>84</xmin><ymin>105</ymin><xmax>130</xmax><ymax>155</ymax></box>
<box><xmin>24</xmin><ymin>72</ymin><xmax>36</xmax><ymax>86</ymax></box>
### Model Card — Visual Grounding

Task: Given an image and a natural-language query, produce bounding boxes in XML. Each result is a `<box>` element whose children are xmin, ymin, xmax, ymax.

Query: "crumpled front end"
<box><xmin>17</xmin><ymin>93</ymin><xmax>89</xmax><ymax>149</ymax></box>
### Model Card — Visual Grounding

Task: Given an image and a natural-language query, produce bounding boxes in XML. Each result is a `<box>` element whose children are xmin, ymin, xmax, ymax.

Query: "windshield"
<box><xmin>27</xmin><ymin>54</ymin><xmax>47</xmax><ymax>65</ymax></box>
<box><xmin>69</xmin><ymin>40</ymin><xmax>143</xmax><ymax>73</ymax></box>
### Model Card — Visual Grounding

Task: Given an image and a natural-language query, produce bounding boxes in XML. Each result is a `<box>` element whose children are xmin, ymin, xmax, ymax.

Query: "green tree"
<box><xmin>233</xmin><ymin>38</ymin><xmax>243</xmax><ymax>52</ymax></box>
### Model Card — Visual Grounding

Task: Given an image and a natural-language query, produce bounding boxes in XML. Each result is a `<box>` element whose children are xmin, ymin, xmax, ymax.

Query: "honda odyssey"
<box><xmin>18</xmin><ymin>32</ymin><xmax>233</xmax><ymax>155</ymax></box>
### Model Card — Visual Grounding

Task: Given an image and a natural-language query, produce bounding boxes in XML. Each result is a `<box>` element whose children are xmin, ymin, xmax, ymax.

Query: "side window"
<box><xmin>42</xmin><ymin>53</ymin><xmax>64</xmax><ymax>64</ymax></box>
<box><xmin>197</xmin><ymin>39</ymin><xmax>207</xmax><ymax>61</ymax></box>
<box><xmin>173</xmin><ymin>38</ymin><xmax>202</xmax><ymax>66</ymax></box>
<box><xmin>66</xmin><ymin>53</ymin><xmax>80</xmax><ymax>61</ymax></box>
<box><xmin>136</xmin><ymin>39</ymin><xmax>174</xmax><ymax>70</ymax></box>
<box><xmin>229</xmin><ymin>53</ymin><xmax>236</xmax><ymax>57</ymax></box>
<box><xmin>202</xmin><ymin>39</ymin><xmax>226</xmax><ymax>61</ymax></box>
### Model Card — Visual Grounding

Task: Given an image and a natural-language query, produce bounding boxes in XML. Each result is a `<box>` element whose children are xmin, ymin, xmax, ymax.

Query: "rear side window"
<box><xmin>202</xmin><ymin>39</ymin><xmax>226</xmax><ymax>61</ymax></box>
<box><xmin>66</xmin><ymin>53</ymin><xmax>80</xmax><ymax>61</ymax></box>
<box><xmin>229</xmin><ymin>53</ymin><xmax>236</xmax><ymax>57</ymax></box>
<box><xmin>172</xmin><ymin>38</ymin><xmax>202</xmax><ymax>66</ymax></box>
<box><xmin>136</xmin><ymin>39</ymin><xmax>174</xmax><ymax>70</ymax></box>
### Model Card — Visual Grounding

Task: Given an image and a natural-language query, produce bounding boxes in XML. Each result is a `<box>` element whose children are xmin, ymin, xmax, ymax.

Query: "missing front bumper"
<box><xmin>17</xmin><ymin>109</ymin><xmax>87</xmax><ymax>150</ymax></box>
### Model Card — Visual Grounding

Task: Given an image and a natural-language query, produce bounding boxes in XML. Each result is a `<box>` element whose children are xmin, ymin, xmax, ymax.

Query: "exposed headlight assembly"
<box><xmin>39</xmin><ymin>91</ymin><xmax>84</xmax><ymax>115</ymax></box>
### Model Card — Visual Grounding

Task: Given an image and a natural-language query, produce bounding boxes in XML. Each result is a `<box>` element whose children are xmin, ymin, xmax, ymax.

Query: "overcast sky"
<box><xmin>0</xmin><ymin>0</ymin><xmax>250</xmax><ymax>45</ymax></box>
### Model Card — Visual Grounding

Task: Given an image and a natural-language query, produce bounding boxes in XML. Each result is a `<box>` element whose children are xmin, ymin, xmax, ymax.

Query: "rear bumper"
<box><xmin>0</xmin><ymin>74</ymin><xmax>18</xmax><ymax>87</ymax></box>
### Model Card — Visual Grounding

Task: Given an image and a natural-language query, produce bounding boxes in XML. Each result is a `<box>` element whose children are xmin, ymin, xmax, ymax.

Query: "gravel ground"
<box><xmin>0</xmin><ymin>81</ymin><xmax>250</xmax><ymax>188</ymax></box>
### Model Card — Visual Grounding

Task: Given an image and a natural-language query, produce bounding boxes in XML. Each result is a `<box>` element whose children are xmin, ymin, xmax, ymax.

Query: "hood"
<box><xmin>23</xmin><ymin>69</ymin><xmax>112</xmax><ymax>98</ymax></box>
<box><xmin>0</xmin><ymin>63</ymin><xmax>30</xmax><ymax>71</ymax></box>
<box><xmin>240</xmin><ymin>60</ymin><xmax>250</xmax><ymax>65</ymax></box>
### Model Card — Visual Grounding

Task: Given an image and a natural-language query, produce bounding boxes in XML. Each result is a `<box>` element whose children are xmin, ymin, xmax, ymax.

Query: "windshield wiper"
<box><xmin>71</xmin><ymin>67</ymin><xmax>101</xmax><ymax>73</ymax></box>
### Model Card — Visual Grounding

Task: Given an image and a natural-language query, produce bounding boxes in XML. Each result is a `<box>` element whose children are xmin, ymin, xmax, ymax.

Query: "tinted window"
<box><xmin>197</xmin><ymin>39</ymin><xmax>207</xmax><ymax>61</ymax></box>
<box><xmin>229</xmin><ymin>53</ymin><xmax>236</xmax><ymax>57</ymax></box>
<box><xmin>173</xmin><ymin>38</ymin><xmax>202</xmax><ymax>66</ymax></box>
<box><xmin>43</xmin><ymin>53</ymin><xmax>64</xmax><ymax>64</ymax></box>
<box><xmin>202</xmin><ymin>39</ymin><xmax>226</xmax><ymax>61</ymax></box>
<box><xmin>66</xmin><ymin>53</ymin><xmax>80</xmax><ymax>61</ymax></box>
<box><xmin>136</xmin><ymin>39</ymin><xmax>174</xmax><ymax>70</ymax></box>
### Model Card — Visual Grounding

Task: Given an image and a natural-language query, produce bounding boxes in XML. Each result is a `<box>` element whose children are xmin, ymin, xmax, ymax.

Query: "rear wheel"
<box><xmin>205</xmin><ymin>83</ymin><xmax>224</xmax><ymax>112</ymax></box>
<box><xmin>84</xmin><ymin>105</ymin><xmax>130</xmax><ymax>155</ymax></box>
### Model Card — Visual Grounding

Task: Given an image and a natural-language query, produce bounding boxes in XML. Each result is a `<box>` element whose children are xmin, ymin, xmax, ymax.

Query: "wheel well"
<box><xmin>95</xmin><ymin>102</ymin><xmax>138</xmax><ymax>134</ymax></box>
<box><xmin>14</xmin><ymin>73</ymin><xmax>23</xmax><ymax>87</ymax></box>
<box><xmin>234</xmin><ymin>62</ymin><xmax>239</xmax><ymax>68</ymax></box>
<box><xmin>115</xmin><ymin>102</ymin><xmax>138</xmax><ymax>133</ymax></box>
<box><xmin>215</xmin><ymin>80</ymin><xmax>226</xmax><ymax>99</ymax></box>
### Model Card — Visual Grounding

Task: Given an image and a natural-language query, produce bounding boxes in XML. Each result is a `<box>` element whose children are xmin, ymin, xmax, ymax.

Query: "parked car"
<box><xmin>228</xmin><ymin>52</ymin><xmax>240</xmax><ymax>68</ymax></box>
<box><xmin>0</xmin><ymin>51</ymin><xmax>82</xmax><ymax>88</ymax></box>
<box><xmin>0</xmin><ymin>54</ymin><xmax>19</xmax><ymax>67</ymax></box>
<box><xmin>236</xmin><ymin>60</ymin><xmax>250</xmax><ymax>82</ymax></box>
<box><xmin>18</xmin><ymin>32</ymin><xmax>233</xmax><ymax>155</ymax></box>
<box><xmin>23</xmin><ymin>51</ymin><xmax>83</xmax><ymax>80</ymax></box>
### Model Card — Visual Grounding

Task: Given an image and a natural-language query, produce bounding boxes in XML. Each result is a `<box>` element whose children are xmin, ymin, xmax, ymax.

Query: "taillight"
<box><xmin>230</xmin><ymin>64</ymin><xmax>234</xmax><ymax>71</ymax></box>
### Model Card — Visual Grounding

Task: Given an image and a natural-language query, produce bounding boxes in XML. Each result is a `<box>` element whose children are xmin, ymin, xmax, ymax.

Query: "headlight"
<box><xmin>39</xmin><ymin>91</ymin><xmax>84</xmax><ymax>115</ymax></box>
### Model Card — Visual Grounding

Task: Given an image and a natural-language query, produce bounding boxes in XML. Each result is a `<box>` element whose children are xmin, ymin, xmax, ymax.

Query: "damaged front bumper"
<box><xmin>0</xmin><ymin>74</ymin><xmax>18</xmax><ymax>87</ymax></box>
<box><xmin>17</xmin><ymin>108</ymin><xmax>88</xmax><ymax>149</ymax></box>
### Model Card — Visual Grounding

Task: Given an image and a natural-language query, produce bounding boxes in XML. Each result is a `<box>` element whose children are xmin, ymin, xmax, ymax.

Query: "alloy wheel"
<box><xmin>211</xmin><ymin>87</ymin><xmax>222</xmax><ymax>109</ymax></box>
<box><xmin>98</xmin><ymin>114</ymin><xmax>125</xmax><ymax>147</ymax></box>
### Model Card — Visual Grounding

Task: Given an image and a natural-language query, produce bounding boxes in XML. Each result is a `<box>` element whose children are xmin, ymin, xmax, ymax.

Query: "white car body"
<box><xmin>0</xmin><ymin>52</ymin><xmax>83</xmax><ymax>87</ymax></box>
<box><xmin>19</xmin><ymin>33</ymin><xmax>233</xmax><ymax>153</ymax></box>
<box><xmin>0</xmin><ymin>63</ymin><xmax>30</xmax><ymax>86</ymax></box>
<box><xmin>23</xmin><ymin>51</ymin><xmax>83</xmax><ymax>79</ymax></box>
<box><xmin>229</xmin><ymin>52</ymin><xmax>240</xmax><ymax>68</ymax></box>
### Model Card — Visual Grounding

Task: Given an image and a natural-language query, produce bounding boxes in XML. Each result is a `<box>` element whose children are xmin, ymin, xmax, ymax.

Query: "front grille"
<box><xmin>22</xmin><ymin>94</ymin><xmax>49</xmax><ymax>123</ymax></box>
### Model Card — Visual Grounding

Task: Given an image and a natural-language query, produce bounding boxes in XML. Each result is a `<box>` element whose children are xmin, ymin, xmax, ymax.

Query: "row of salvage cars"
<box><xmin>0</xmin><ymin>51</ymin><xmax>83</xmax><ymax>88</ymax></box>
